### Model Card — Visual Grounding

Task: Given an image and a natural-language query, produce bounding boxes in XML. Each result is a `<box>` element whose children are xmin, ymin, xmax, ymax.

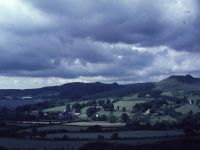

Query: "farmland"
<box><xmin>42</xmin><ymin>97</ymin><xmax>150</xmax><ymax>119</ymax></box>
<box><xmin>0</xmin><ymin>120</ymin><xmax>187</xmax><ymax>150</ymax></box>
<box><xmin>175</xmin><ymin>104</ymin><xmax>200</xmax><ymax>114</ymax></box>
<box><xmin>0</xmin><ymin>133</ymin><xmax>187</xmax><ymax>150</ymax></box>
<box><xmin>1</xmin><ymin>75</ymin><xmax>200</xmax><ymax>149</ymax></box>
<box><xmin>0</xmin><ymin>99</ymin><xmax>45</xmax><ymax>108</ymax></box>
<box><xmin>45</xmin><ymin>130</ymin><xmax>184</xmax><ymax>139</ymax></box>
<box><xmin>0</xmin><ymin>138</ymin><xmax>88</xmax><ymax>150</ymax></box>
<box><xmin>65</xmin><ymin>121</ymin><xmax>125</xmax><ymax>127</ymax></box>
<box><xmin>113</xmin><ymin>100</ymin><xmax>146</xmax><ymax>111</ymax></box>
<box><xmin>43</xmin><ymin>105</ymin><xmax>66</xmax><ymax>113</ymax></box>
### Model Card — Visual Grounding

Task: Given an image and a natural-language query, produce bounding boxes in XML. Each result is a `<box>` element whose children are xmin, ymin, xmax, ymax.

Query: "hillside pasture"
<box><xmin>0</xmin><ymin>100</ymin><xmax>45</xmax><ymax>108</ymax></box>
<box><xmin>46</xmin><ymin>130</ymin><xmax>184</xmax><ymax>139</ymax></box>
<box><xmin>23</xmin><ymin>125</ymin><xmax>87</xmax><ymax>132</ymax></box>
<box><xmin>64</xmin><ymin>121</ymin><xmax>125</xmax><ymax>127</ymax></box>
<box><xmin>0</xmin><ymin>138</ymin><xmax>87</xmax><ymax>150</ymax></box>
<box><xmin>121</xmin><ymin>95</ymin><xmax>153</xmax><ymax>101</ymax></box>
<box><xmin>43</xmin><ymin>105</ymin><xmax>66</xmax><ymax>113</ymax></box>
<box><xmin>175</xmin><ymin>104</ymin><xmax>200</xmax><ymax>114</ymax></box>
<box><xmin>114</xmin><ymin>100</ymin><xmax>146</xmax><ymax>112</ymax></box>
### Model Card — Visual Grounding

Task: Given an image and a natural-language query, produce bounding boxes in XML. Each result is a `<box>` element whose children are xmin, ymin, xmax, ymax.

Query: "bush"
<box><xmin>62</xmin><ymin>135</ymin><xmax>69</xmax><ymax>140</ymax></box>
<box><xmin>97</xmin><ymin>135</ymin><xmax>105</xmax><ymax>140</ymax></box>
<box><xmin>110</xmin><ymin>133</ymin><xmax>119</xmax><ymax>140</ymax></box>
<box><xmin>87</xmin><ymin>125</ymin><xmax>102</xmax><ymax>132</ymax></box>
<box><xmin>38</xmin><ymin>131</ymin><xmax>46</xmax><ymax>138</ymax></box>
<box><xmin>121</xmin><ymin>113</ymin><xmax>129</xmax><ymax>123</ymax></box>
<box><xmin>86</xmin><ymin>107</ymin><xmax>100</xmax><ymax>117</ymax></box>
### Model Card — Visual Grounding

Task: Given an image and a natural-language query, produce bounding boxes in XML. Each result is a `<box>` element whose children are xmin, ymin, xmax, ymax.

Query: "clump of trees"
<box><xmin>86</xmin><ymin>107</ymin><xmax>101</xmax><ymax>118</ymax></box>
<box><xmin>110</xmin><ymin>133</ymin><xmax>119</xmax><ymax>140</ymax></box>
<box><xmin>121</xmin><ymin>113</ymin><xmax>129</xmax><ymax>123</ymax></box>
<box><xmin>132</xmin><ymin>100</ymin><xmax>168</xmax><ymax>113</ymax></box>
<box><xmin>87</xmin><ymin>125</ymin><xmax>102</xmax><ymax>132</ymax></box>
<box><xmin>137</xmin><ymin>90</ymin><xmax>162</xmax><ymax>99</ymax></box>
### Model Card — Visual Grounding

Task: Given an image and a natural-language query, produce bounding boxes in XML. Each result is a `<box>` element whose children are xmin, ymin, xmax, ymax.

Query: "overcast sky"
<box><xmin>0</xmin><ymin>0</ymin><xmax>199</xmax><ymax>89</ymax></box>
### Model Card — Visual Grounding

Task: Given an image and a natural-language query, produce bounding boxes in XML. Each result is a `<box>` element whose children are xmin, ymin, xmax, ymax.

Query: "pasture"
<box><xmin>46</xmin><ymin>130</ymin><xmax>184</xmax><ymax>139</ymax></box>
<box><xmin>175</xmin><ymin>104</ymin><xmax>200</xmax><ymax>114</ymax></box>
<box><xmin>65</xmin><ymin>121</ymin><xmax>125</xmax><ymax>127</ymax></box>
<box><xmin>0</xmin><ymin>135</ymin><xmax>188</xmax><ymax>150</ymax></box>
<box><xmin>23</xmin><ymin>125</ymin><xmax>87</xmax><ymax>132</ymax></box>
<box><xmin>0</xmin><ymin>100</ymin><xmax>44</xmax><ymax>108</ymax></box>
<box><xmin>114</xmin><ymin>100</ymin><xmax>146</xmax><ymax>112</ymax></box>
<box><xmin>0</xmin><ymin>138</ymin><xmax>87</xmax><ymax>150</ymax></box>
<box><xmin>43</xmin><ymin>105</ymin><xmax>66</xmax><ymax>113</ymax></box>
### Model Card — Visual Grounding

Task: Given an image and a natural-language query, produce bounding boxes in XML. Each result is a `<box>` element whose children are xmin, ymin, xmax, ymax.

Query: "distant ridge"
<box><xmin>157</xmin><ymin>75</ymin><xmax>200</xmax><ymax>92</ymax></box>
<box><xmin>166</xmin><ymin>75</ymin><xmax>200</xmax><ymax>84</ymax></box>
<box><xmin>1</xmin><ymin>75</ymin><xmax>200</xmax><ymax>101</ymax></box>
<box><xmin>0</xmin><ymin>81</ymin><xmax>155</xmax><ymax>100</ymax></box>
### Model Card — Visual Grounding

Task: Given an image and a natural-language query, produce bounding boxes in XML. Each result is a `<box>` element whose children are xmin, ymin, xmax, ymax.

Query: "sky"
<box><xmin>0</xmin><ymin>0</ymin><xmax>200</xmax><ymax>89</ymax></box>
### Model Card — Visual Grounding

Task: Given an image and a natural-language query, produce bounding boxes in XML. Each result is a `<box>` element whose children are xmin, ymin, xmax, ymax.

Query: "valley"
<box><xmin>1</xmin><ymin>75</ymin><xmax>200</xmax><ymax>150</ymax></box>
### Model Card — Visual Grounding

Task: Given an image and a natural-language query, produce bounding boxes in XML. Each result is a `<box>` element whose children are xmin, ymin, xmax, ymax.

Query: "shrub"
<box><xmin>97</xmin><ymin>135</ymin><xmax>105</xmax><ymax>140</ymax></box>
<box><xmin>87</xmin><ymin>125</ymin><xmax>102</xmax><ymax>132</ymax></box>
<box><xmin>110</xmin><ymin>133</ymin><xmax>119</xmax><ymax>140</ymax></box>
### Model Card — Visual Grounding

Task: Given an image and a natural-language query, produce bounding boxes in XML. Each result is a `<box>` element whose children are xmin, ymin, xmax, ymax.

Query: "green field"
<box><xmin>41</xmin><ymin>98</ymin><xmax>151</xmax><ymax>121</ymax></box>
<box><xmin>23</xmin><ymin>125</ymin><xmax>87</xmax><ymax>132</ymax></box>
<box><xmin>65</xmin><ymin>121</ymin><xmax>125</xmax><ymax>127</ymax></box>
<box><xmin>114</xmin><ymin>100</ymin><xmax>146</xmax><ymax>112</ymax></box>
<box><xmin>43</xmin><ymin>106</ymin><xmax>66</xmax><ymax>113</ymax></box>
<box><xmin>43</xmin><ymin>98</ymin><xmax>148</xmax><ymax>115</ymax></box>
<box><xmin>0</xmin><ymin>136</ymin><xmax>189</xmax><ymax>150</ymax></box>
<box><xmin>175</xmin><ymin>104</ymin><xmax>200</xmax><ymax>114</ymax></box>
<box><xmin>121</xmin><ymin>95</ymin><xmax>153</xmax><ymax>101</ymax></box>
<box><xmin>46</xmin><ymin>130</ymin><xmax>184</xmax><ymax>139</ymax></box>
<box><xmin>0</xmin><ymin>138</ymin><xmax>87</xmax><ymax>150</ymax></box>
<box><xmin>150</xmin><ymin>115</ymin><xmax>177</xmax><ymax>124</ymax></box>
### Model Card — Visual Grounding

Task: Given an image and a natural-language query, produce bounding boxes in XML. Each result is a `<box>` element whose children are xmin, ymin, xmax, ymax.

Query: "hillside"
<box><xmin>86</xmin><ymin>83</ymin><xmax>155</xmax><ymax>99</ymax></box>
<box><xmin>0</xmin><ymin>81</ymin><xmax>155</xmax><ymax>100</ymax></box>
<box><xmin>1</xmin><ymin>75</ymin><xmax>200</xmax><ymax>100</ymax></box>
<box><xmin>0</xmin><ymin>82</ymin><xmax>122</xmax><ymax>100</ymax></box>
<box><xmin>156</xmin><ymin>75</ymin><xmax>200</xmax><ymax>92</ymax></box>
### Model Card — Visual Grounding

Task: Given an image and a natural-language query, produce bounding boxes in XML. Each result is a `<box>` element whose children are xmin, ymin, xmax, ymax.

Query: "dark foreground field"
<box><xmin>80</xmin><ymin>138</ymin><xmax>200</xmax><ymax>150</ymax></box>
<box><xmin>0</xmin><ymin>136</ymin><xmax>200</xmax><ymax>150</ymax></box>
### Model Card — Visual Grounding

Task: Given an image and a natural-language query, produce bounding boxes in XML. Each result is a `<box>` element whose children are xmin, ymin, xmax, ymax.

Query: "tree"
<box><xmin>106</xmin><ymin>99</ymin><xmax>111</xmax><ymax>105</ymax></box>
<box><xmin>184</xmin><ymin>126</ymin><xmax>195</xmax><ymax>136</ymax></box>
<box><xmin>122</xmin><ymin>107</ymin><xmax>126</xmax><ymax>112</ymax></box>
<box><xmin>72</xmin><ymin>103</ymin><xmax>82</xmax><ymax>113</ymax></box>
<box><xmin>65</xmin><ymin>104</ymin><xmax>71</xmax><ymax>112</ymax></box>
<box><xmin>87</xmin><ymin>125</ymin><xmax>102</xmax><ymax>132</ymax></box>
<box><xmin>38</xmin><ymin>131</ymin><xmax>46</xmax><ymax>138</ymax></box>
<box><xmin>111</xmin><ymin>133</ymin><xmax>119</xmax><ymax>140</ymax></box>
<box><xmin>38</xmin><ymin>110</ymin><xmax>44</xmax><ymax>119</ymax></box>
<box><xmin>102</xmin><ymin>103</ymin><xmax>114</xmax><ymax>111</ymax></box>
<box><xmin>62</xmin><ymin>135</ymin><xmax>69</xmax><ymax>140</ymax></box>
<box><xmin>117</xmin><ymin>106</ymin><xmax>120</xmax><ymax>111</ymax></box>
<box><xmin>31</xmin><ymin>128</ymin><xmax>38</xmax><ymax>137</ymax></box>
<box><xmin>121</xmin><ymin>113</ymin><xmax>129</xmax><ymax>123</ymax></box>
<box><xmin>98</xmin><ymin>100</ymin><xmax>105</xmax><ymax>106</ymax></box>
<box><xmin>97</xmin><ymin>135</ymin><xmax>104</xmax><ymax>140</ymax></box>
<box><xmin>196</xmin><ymin>99</ymin><xmax>200</xmax><ymax>106</ymax></box>
<box><xmin>109</xmin><ymin>114</ymin><xmax>117</xmax><ymax>123</ymax></box>
<box><xmin>150</xmin><ymin>90</ymin><xmax>162</xmax><ymax>99</ymax></box>
<box><xmin>86</xmin><ymin>107</ymin><xmax>100</xmax><ymax>118</ymax></box>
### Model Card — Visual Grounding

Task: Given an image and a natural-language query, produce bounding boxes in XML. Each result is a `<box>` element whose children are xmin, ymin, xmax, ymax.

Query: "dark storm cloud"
<box><xmin>0</xmin><ymin>0</ymin><xmax>200</xmax><ymax>83</ymax></box>
<box><xmin>25</xmin><ymin>0</ymin><xmax>200</xmax><ymax>52</ymax></box>
<box><xmin>0</xmin><ymin>35</ymin><xmax>154</xmax><ymax>78</ymax></box>
<box><xmin>25</xmin><ymin>0</ymin><xmax>164</xmax><ymax>43</ymax></box>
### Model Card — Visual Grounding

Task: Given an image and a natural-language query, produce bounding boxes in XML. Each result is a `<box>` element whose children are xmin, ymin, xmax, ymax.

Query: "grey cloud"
<box><xmin>0</xmin><ymin>0</ymin><xmax>200</xmax><ymax>86</ymax></box>
<box><xmin>24</xmin><ymin>0</ymin><xmax>200</xmax><ymax>52</ymax></box>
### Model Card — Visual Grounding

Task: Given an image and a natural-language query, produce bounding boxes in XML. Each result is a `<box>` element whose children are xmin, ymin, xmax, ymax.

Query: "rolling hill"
<box><xmin>0</xmin><ymin>82</ymin><xmax>155</xmax><ymax>100</ymax></box>
<box><xmin>1</xmin><ymin>75</ymin><xmax>200</xmax><ymax>100</ymax></box>
<box><xmin>156</xmin><ymin>75</ymin><xmax>200</xmax><ymax>92</ymax></box>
